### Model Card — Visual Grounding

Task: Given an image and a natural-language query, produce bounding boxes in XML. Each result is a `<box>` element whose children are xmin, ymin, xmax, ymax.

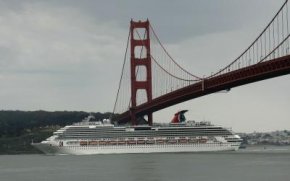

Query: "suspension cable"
<box><xmin>208</xmin><ymin>0</ymin><xmax>289</xmax><ymax>78</ymax></box>
<box><xmin>150</xmin><ymin>55</ymin><xmax>198</xmax><ymax>82</ymax></box>
<box><xmin>110</xmin><ymin>29</ymin><xmax>131</xmax><ymax>119</ymax></box>
<box><xmin>135</xmin><ymin>27</ymin><xmax>200</xmax><ymax>82</ymax></box>
<box><xmin>259</xmin><ymin>33</ymin><xmax>290</xmax><ymax>63</ymax></box>
<box><xmin>149</xmin><ymin>24</ymin><xmax>202</xmax><ymax>80</ymax></box>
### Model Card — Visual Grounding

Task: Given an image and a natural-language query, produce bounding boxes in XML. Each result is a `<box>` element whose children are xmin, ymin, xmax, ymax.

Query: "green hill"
<box><xmin>0</xmin><ymin>110</ymin><xmax>111</xmax><ymax>154</ymax></box>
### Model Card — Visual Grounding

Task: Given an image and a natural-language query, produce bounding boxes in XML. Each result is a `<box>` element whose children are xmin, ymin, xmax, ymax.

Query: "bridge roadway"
<box><xmin>117</xmin><ymin>54</ymin><xmax>290</xmax><ymax>124</ymax></box>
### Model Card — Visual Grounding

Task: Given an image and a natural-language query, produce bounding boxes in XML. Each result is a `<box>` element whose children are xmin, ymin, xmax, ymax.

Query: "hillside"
<box><xmin>0</xmin><ymin>111</ymin><xmax>111</xmax><ymax>154</ymax></box>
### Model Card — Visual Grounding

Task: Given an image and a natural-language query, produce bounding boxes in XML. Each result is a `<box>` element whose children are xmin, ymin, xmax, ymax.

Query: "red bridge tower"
<box><xmin>130</xmin><ymin>20</ymin><xmax>152</xmax><ymax>126</ymax></box>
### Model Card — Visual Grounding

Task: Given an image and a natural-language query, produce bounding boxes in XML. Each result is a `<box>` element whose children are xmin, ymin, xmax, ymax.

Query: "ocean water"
<box><xmin>0</xmin><ymin>146</ymin><xmax>289</xmax><ymax>181</ymax></box>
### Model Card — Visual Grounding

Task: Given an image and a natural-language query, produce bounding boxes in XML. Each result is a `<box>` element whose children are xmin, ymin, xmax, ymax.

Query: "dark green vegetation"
<box><xmin>0</xmin><ymin>110</ymin><xmax>111</xmax><ymax>154</ymax></box>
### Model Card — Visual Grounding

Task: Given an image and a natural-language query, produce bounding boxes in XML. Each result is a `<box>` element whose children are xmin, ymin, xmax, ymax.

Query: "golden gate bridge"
<box><xmin>111</xmin><ymin>0</ymin><xmax>290</xmax><ymax>125</ymax></box>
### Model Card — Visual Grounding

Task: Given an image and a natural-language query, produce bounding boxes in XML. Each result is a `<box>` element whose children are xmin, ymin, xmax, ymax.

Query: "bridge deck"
<box><xmin>118</xmin><ymin>54</ymin><xmax>290</xmax><ymax>124</ymax></box>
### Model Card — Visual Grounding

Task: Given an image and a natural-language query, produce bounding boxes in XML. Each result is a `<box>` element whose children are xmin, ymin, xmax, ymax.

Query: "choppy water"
<box><xmin>0</xmin><ymin>146</ymin><xmax>290</xmax><ymax>181</ymax></box>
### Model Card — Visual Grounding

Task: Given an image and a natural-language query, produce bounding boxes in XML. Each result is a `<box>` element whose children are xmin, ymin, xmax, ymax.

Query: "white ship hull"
<box><xmin>32</xmin><ymin>116</ymin><xmax>242</xmax><ymax>155</ymax></box>
<box><xmin>33</xmin><ymin>142</ymin><xmax>240</xmax><ymax>155</ymax></box>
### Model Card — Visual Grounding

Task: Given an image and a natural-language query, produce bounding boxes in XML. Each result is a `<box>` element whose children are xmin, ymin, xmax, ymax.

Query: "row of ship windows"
<box><xmin>65</xmin><ymin>129</ymin><xmax>228</xmax><ymax>133</ymax></box>
<box><xmin>60</xmin><ymin>137</ymin><xmax>231</xmax><ymax>140</ymax></box>
<box><xmin>67</xmin><ymin>127</ymin><xmax>224</xmax><ymax>130</ymax></box>
<box><xmin>61</xmin><ymin>134</ymin><xmax>231</xmax><ymax>138</ymax></box>
<box><xmin>62</xmin><ymin>134</ymin><xmax>231</xmax><ymax>137</ymax></box>
<box><xmin>64</xmin><ymin>129</ymin><xmax>229</xmax><ymax>132</ymax></box>
<box><xmin>60</xmin><ymin>137</ymin><xmax>230</xmax><ymax>140</ymax></box>
<box><xmin>62</xmin><ymin>131</ymin><xmax>231</xmax><ymax>135</ymax></box>
<box><xmin>60</xmin><ymin>134</ymin><xmax>231</xmax><ymax>139</ymax></box>
<box><xmin>65</xmin><ymin>130</ymin><xmax>227</xmax><ymax>134</ymax></box>
<box><xmin>63</xmin><ymin>132</ymin><xmax>231</xmax><ymax>135</ymax></box>
<box><xmin>68</xmin><ymin>143</ymin><xmax>230</xmax><ymax>149</ymax></box>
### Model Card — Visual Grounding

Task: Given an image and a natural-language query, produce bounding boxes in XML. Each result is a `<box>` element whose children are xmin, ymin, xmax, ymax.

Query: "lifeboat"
<box><xmin>146</xmin><ymin>140</ymin><xmax>155</xmax><ymax>144</ymax></box>
<box><xmin>137</xmin><ymin>140</ymin><xmax>146</xmax><ymax>144</ymax></box>
<box><xmin>88</xmin><ymin>141</ymin><xmax>98</xmax><ymax>145</ymax></box>
<box><xmin>99</xmin><ymin>141</ymin><xmax>107</xmax><ymax>145</ymax></box>
<box><xmin>117</xmin><ymin>141</ymin><xmax>126</xmax><ymax>145</ymax></box>
<box><xmin>178</xmin><ymin>139</ymin><xmax>188</xmax><ymax>144</ymax></box>
<box><xmin>188</xmin><ymin>138</ymin><xmax>198</xmax><ymax>143</ymax></box>
<box><xmin>167</xmin><ymin>139</ymin><xmax>177</xmax><ymax>144</ymax></box>
<box><xmin>156</xmin><ymin>139</ymin><xmax>165</xmax><ymax>144</ymax></box>
<box><xmin>80</xmin><ymin>141</ymin><xmax>88</xmax><ymax>146</ymax></box>
<box><xmin>127</xmin><ymin>140</ymin><xmax>137</xmax><ymax>145</ymax></box>
<box><xmin>199</xmin><ymin>138</ymin><xmax>207</xmax><ymax>143</ymax></box>
<box><xmin>109</xmin><ymin>141</ymin><xmax>117</xmax><ymax>145</ymax></box>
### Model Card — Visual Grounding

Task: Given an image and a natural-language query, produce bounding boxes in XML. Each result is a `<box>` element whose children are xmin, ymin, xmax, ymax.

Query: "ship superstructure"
<box><xmin>32</xmin><ymin>112</ymin><xmax>242</xmax><ymax>155</ymax></box>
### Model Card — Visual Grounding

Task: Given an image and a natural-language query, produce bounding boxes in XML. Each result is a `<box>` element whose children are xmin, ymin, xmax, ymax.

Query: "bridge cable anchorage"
<box><xmin>207</xmin><ymin>0</ymin><xmax>290</xmax><ymax>79</ymax></box>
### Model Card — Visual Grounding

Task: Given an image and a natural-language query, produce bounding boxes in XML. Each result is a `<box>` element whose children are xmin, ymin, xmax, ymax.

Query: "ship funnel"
<box><xmin>171</xmin><ymin>110</ymin><xmax>188</xmax><ymax>123</ymax></box>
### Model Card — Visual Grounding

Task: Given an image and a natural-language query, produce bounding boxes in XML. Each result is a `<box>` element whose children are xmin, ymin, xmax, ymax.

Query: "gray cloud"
<box><xmin>1</xmin><ymin>0</ymin><xmax>281</xmax><ymax>43</ymax></box>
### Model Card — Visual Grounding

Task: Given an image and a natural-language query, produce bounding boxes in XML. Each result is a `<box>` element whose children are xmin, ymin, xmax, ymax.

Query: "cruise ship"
<box><xmin>32</xmin><ymin>111</ymin><xmax>242</xmax><ymax>155</ymax></box>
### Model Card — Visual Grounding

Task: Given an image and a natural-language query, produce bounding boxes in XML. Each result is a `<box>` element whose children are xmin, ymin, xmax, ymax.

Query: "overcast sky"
<box><xmin>0</xmin><ymin>0</ymin><xmax>289</xmax><ymax>132</ymax></box>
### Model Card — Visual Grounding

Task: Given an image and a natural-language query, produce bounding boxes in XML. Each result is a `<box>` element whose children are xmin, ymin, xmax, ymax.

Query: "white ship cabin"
<box><xmin>72</xmin><ymin>115</ymin><xmax>113</xmax><ymax>127</ymax></box>
<box><xmin>151</xmin><ymin>120</ymin><xmax>212</xmax><ymax>128</ymax></box>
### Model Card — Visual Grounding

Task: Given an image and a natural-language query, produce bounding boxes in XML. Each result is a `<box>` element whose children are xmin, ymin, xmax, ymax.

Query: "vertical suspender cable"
<box><xmin>287</xmin><ymin>1</ymin><xmax>289</xmax><ymax>54</ymax></box>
